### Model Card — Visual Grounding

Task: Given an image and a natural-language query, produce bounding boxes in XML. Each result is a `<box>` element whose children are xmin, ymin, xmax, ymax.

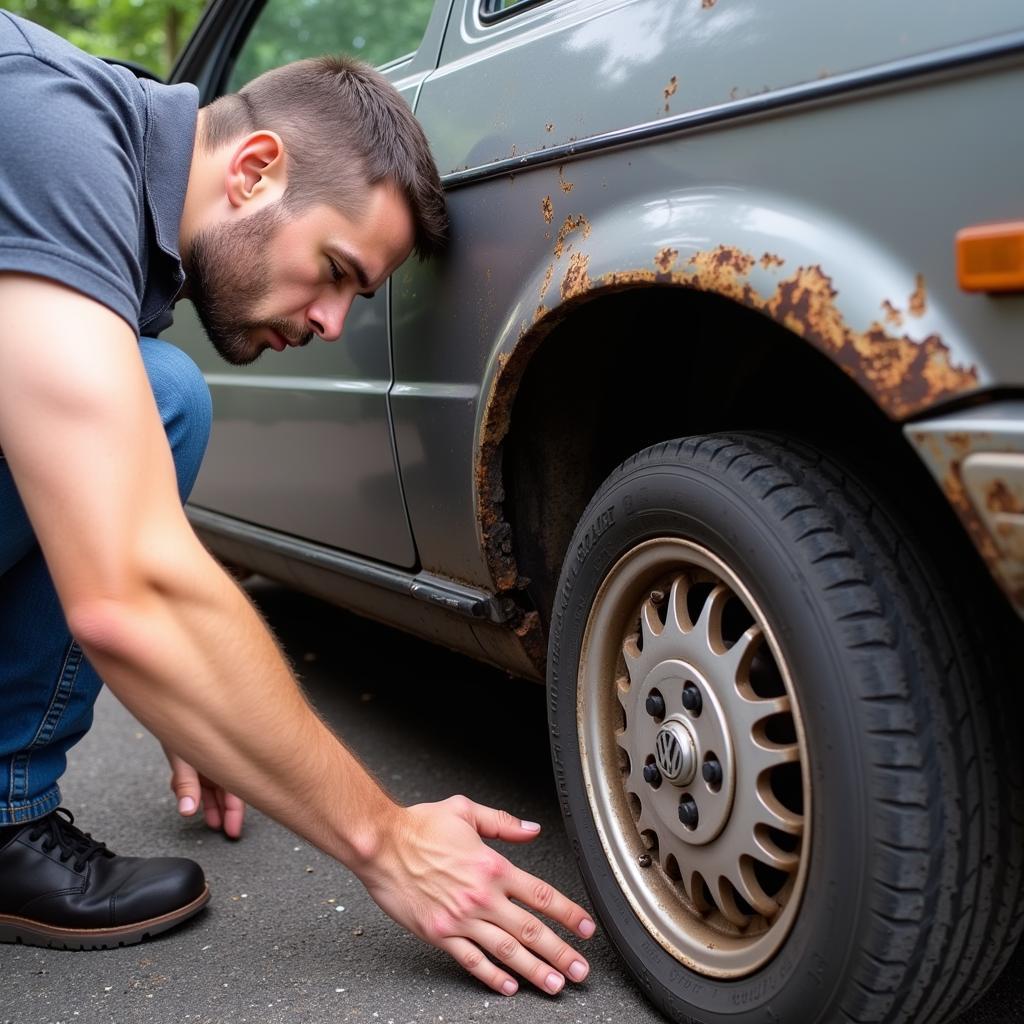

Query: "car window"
<box><xmin>479</xmin><ymin>0</ymin><xmax>555</xmax><ymax>22</ymax></box>
<box><xmin>227</xmin><ymin>0</ymin><xmax>435</xmax><ymax>90</ymax></box>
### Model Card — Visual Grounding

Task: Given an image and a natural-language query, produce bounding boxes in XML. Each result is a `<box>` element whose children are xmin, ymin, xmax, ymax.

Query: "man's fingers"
<box><xmin>464</xmin><ymin>799</ymin><xmax>543</xmax><ymax>844</ymax></box>
<box><xmin>508</xmin><ymin>866</ymin><xmax>596</xmax><ymax>940</ymax></box>
<box><xmin>493</xmin><ymin>906</ymin><xmax>589</xmax><ymax>984</ymax></box>
<box><xmin>169</xmin><ymin>757</ymin><xmax>201</xmax><ymax>817</ymax></box>
<box><xmin>440</xmin><ymin>937</ymin><xmax>519</xmax><ymax>997</ymax></box>
<box><xmin>221</xmin><ymin>791</ymin><xmax>246</xmax><ymax>839</ymax></box>
<box><xmin>201</xmin><ymin>781</ymin><xmax>222</xmax><ymax>830</ymax></box>
<box><xmin>466</xmin><ymin>920</ymin><xmax>569</xmax><ymax>995</ymax></box>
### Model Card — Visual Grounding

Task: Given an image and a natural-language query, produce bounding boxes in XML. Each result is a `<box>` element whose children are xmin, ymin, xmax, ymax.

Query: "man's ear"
<box><xmin>224</xmin><ymin>131</ymin><xmax>286</xmax><ymax>208</ymax></box>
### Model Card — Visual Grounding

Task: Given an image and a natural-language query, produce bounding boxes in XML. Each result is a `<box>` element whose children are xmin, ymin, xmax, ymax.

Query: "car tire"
<box><xmin>547</xmin><ymin>433</ymin><xmax>1024</xmax><ymax>1024</ymax></box>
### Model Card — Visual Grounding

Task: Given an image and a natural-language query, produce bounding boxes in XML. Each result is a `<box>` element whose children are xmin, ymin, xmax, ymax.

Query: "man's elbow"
<box><xmin>67</xmin><ymin>594</ymin><xmax>153</xmax><ymax>666</ymax></box>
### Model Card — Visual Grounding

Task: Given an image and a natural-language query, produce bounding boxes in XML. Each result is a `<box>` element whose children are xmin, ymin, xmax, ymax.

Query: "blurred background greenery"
<box><xmin>5</xmin><ymin>0</ymin><xmax>206</xmax><ymax>79</ymax></box>
<box><xmin>5</xmin><ymin>0</ymin><xmax>437</xmax><ymax>84</ymax></box>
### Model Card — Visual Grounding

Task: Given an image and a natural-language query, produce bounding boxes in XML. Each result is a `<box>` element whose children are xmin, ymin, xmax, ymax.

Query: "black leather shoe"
<box><xmin>0</xmin><ymin>808</ymin><xmax>209</xmax><ymax>949</ymax></box>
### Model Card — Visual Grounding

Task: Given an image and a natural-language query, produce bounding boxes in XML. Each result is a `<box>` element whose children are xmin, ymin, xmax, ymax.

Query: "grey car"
<box><xmin>167</xmin><ymin>2</ymin><xmax>1024</xmax><ymax>1021</ymax></box>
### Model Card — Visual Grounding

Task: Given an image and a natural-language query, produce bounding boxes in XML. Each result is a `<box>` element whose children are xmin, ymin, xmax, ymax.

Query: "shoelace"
<box><xmin>27</xmin><ymin>808</ymin><xmax>110</xmax><ymax>872</ymax></box>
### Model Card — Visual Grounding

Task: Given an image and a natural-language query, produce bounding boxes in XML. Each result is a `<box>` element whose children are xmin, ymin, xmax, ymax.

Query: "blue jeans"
<box><xmin>0</xmin><ymin>338</ymin><xmax>211</xmax><ymax>825</ymax></box>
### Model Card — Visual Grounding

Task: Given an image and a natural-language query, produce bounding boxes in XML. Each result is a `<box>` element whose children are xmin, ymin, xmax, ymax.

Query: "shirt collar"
<box><xmin>140</xmin><ymin>78</ymin><xmax>199</xmax><ymax>265</ymax></box>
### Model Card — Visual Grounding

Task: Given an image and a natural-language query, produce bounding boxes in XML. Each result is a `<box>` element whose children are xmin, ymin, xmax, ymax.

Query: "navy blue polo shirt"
<box><xmin>0</xmin><ymin>11</ymin><xmax>198</xmax><ymax>336</ymax></box>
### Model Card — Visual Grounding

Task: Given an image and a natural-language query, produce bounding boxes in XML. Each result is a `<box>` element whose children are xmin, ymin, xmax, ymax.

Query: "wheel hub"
<box><xmin>578</xmin><ymin>538</ymin><xmax>811</xmax><ymax>978</ymax></box>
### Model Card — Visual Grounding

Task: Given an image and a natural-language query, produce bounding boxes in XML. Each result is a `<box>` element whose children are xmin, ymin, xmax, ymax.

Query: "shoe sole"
<box><xmin>0</xmin><ymin>884</ymin><xmax>210</xmax><ymax>950</ymax></box>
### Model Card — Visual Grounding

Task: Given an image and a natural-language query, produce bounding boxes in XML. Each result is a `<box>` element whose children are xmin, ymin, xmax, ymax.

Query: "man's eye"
<box><xmin>328</xmin><ymin>259</ymin><xmax>344</xmax><ymax>283</ymax></box>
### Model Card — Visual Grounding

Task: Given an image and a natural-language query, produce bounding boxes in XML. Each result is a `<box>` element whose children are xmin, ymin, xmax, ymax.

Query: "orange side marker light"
<box><xmin>956</xmin><ymin>221</ymin><xmax>1024</xmax><ymax>293</ymax></box>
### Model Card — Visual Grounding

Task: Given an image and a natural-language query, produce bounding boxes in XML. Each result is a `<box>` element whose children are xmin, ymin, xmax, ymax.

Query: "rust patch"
<box><xmin>909</xmin><ymin>274</ymin><xmax>927</xmax><ymax>317</ymax></box>
<box><xmin>561</xmin><ymin>251</ymin><xmax>592</xmax><ymax>301</ymax></box>
<box><xmin>539</xmin><ymin>262</ymin><xmax>555</xmax><ymax>302</ymax></box>
<box><xmin>512</xmin><ymin>609</ymin><xmax>546</xmax><ymax>670</ymax></box>
<box><xmin>602</xmin><ymin>268</ymin><xmax>659</xmax><ymax>287</ymax></box>
<box><xmin>685</xmin><ymin>245</ymin><xmax>757</xmax><ymax>301</ymax></box>
<box><xmin>664</xmin><ymin>75</ymin><xmax>678</xmax><ymax>113</ymax></box>
<box><xmin>553</xmin><ymin>214</ymin><xmax>591</xmax><ymax>259</ymax></box>
<box><xmin>655</xmin><ymin>247</ymin><xmax>679</xmax><ymax>274</ymax></box>
<box><xmin>541</xmin><ymin>195</ymin><xmax>554</xmax><ymax>224</ymax></box>
<box><xmin>598</xmin><ymin>245</ymin><xmax>975</xmax><ymax>418</ymax></box>
<box><xmin>881</xmin><ymin>300</ymin><xmax>903</xmax><ymax>327</ymax></box>
<box><xmin>762</xmin><ymin>266</ymin><xmax>974</xmax><ymax>418</ymax></box>
<box><xmin>988</xmin><ymin>480</ymin><xmax>1024</xmax><ymax>515</ymax></box>
<box><xmin>559</xmin><ymin>173</ymin><xmax>575</xmax><ymax>194</ymax></box>
<box><xmin>760</xmin><ymin>252</ymin><xmax>785</xmax><ymax>270</ymax></box>
<box><xmin>702</xmin><ymin>0</ymin><xmax>716</xmax><ymax>7</ymax></box>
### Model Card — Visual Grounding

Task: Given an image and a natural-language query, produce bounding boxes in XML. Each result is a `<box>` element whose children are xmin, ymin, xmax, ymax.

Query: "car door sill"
<box><xmin>186</xmin><ymin>506</ymin><xmax>510</xmax><ymax>624</ymax></box>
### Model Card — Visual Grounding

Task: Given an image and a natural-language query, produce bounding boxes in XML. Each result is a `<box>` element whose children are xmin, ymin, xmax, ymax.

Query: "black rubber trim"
<box><xmin>442</xmin><ymin>29</ymin><xmax>1024</xmax><ymax>189</ymax></box>
<box><xmin>187</xmin><ymin>506</ymin><xmax>510</xmax><ymax>623</ymax></box>
<box><xmin>479</xmin><ymin>0</ymin><xmax>555</xmax><ymax>25</ymax></box>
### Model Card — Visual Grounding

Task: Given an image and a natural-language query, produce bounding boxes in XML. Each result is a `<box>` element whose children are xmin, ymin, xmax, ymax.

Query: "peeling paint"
<box><xmin>881</xmin><ymin>300</ymin><xmax>903</xmax><ymax>327</ymax></box>
<box><xmin>561</xmin><ymin>251</ymin><xmax>592</xmax><ymax>301</ymax></box>
<box><xmin>545</xmin><ymin>122</ymin><xmax>554</xmax><ymax>133</ymax></box>
<box><xmin>910</xmin><ymin>428</ymin><xmax>1024</xmax><ymax>614</ymax></box>
<box><xmin>988</xmin><ymin>479</ymin><xmax>1024</xmax><ymax>515</ymax></box>
<box><xmin>760</xmin><ymin>252</ymin><xmax>785</xmax><ymax>270</ymax></box>
<box><xmin>539</xmin><ymin>262</ymin><xmax>555</xmax><ymax>301</ymax></box>
<box><xmin>655</xmin><ymin>247</ymin><xmax>679</xmax><ymax>273</ymax></box>
<box><xmin>664</xmin><ymin>75</ymin><xmax>679</xmax><ymax>113</ymax></box>
<box><xmin>542</xmin><ymin>195</ymin><xmax>554</xmax><ymax>224</ymax></box>
<box><xmin>553</xmin><ymin>214</ymin><xmax>591</xmax><ymax>259</ymax></box>
<box><xmin>909</xmin><ymin>273</ymin><xmax>927</xmax><ymax>317</ymax></box>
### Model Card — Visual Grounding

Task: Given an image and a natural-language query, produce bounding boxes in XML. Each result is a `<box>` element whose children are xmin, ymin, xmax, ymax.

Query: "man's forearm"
<box><xmin>72</xmin><ymin>536</ymin><xmax>397</xmax><ymax>869</ymax></box>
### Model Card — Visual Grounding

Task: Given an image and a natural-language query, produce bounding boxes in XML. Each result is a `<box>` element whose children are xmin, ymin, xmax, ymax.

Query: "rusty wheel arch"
<box><xmin>475</xmin><ymin>260</ymin><xmax>980</xmax><ymax>675</ymax></box>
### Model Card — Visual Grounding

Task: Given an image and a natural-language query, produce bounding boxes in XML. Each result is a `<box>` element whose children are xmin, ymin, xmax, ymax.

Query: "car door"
<box><xmin>168</xmin><ymin>0</ymin><xmax>449</xmax><ymax>566</ymax></box>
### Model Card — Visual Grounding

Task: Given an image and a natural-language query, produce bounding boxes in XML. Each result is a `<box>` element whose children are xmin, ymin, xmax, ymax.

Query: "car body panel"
<box><xmin>171</xmin><ymin>0</ymin><xmax>1024</xmax><ymax>676</ymax></box>
<box><xmin>395</xmin><ymin>27</ymin><xmax>1024</xmax><ymax>601</ymax></box>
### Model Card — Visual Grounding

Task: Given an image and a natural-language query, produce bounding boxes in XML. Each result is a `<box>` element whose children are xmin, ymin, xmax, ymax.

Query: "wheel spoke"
<box><xmin>756</xmin><ymin>779</ymin><xmax>804</xmax><ymax>835</ymax></box>
<box><xmin>694</xmin><ymin>584</ymin><xmax>730</xmax><ymax>656</ymax></box>
<box><xmin>736</xmin><ymin>857</ymin><xmax>779</xmax><ymax>918</ymax></box>
<box><xmin>749</xmin><ymin>827</ymin><xmax>800</xmax><ymax>872</ymax></box>
<box><xmin>666</xmin><ymin>574</ymin><xmax>694</xmax><ymax>635</ymax></box>
<box><xmin>714</xmin><ymin>876</ymin><xmax>751</xmax><ymax>928</ymax></box>
<box><xmin>640</xmin><ymin>598</ymin><xmax>663</xmax><ymax>645</ymax></box>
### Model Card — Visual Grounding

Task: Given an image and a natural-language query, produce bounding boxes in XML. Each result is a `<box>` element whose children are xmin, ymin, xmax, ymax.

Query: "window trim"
<box><xmin>478</xmin><ymin>0</ymin><xmax>554</xmax><ymax>25</ymax></box>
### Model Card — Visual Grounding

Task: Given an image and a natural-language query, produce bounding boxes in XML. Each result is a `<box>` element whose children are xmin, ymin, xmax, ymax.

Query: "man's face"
<box><xmin>186</xmin><ymin>183</ymin><xmax>415</xmax><ymax>366</ymax></box>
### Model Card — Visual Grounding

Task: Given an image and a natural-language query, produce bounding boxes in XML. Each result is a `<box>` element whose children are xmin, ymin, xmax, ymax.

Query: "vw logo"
<box><xmin>654</xmin><ymin>720</ymin><xmax>697</xmax><ymax>785</ymax></box>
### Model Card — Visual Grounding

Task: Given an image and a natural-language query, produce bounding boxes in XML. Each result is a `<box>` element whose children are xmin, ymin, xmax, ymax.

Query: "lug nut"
<box><xmin>642</xmin><ymin>763</ymin><xmax>662</xmax><ymax>786</ymax></box>
<box><xmin>702</xmin><ymin>758</ymin><xmax>723</xmax><ymax>787</ymax></box>
<box><xmin>645</xmin><ymin>693</ymin><xmax>666</xmax><ymax>718</ymax></box>
<box><xmin>681</xmin><ymin>684</ymin><xmax>702</xmax><ymax>715</ymax></box>
<box><xmin>678</xmin><ymin>795</ymin><xmax>699</xmax><ymax>829</ymax></box>
<box><xmin>638</xmin><ymin>853</ymin><xmax>652</xmax><ymax>868</ymax></box>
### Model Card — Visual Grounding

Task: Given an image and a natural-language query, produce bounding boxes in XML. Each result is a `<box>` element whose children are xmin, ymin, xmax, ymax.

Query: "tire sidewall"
<box><xmin>549</xmin><ymin>458</ymin><xmax>872</xmax><ymax>1024</ymax></box>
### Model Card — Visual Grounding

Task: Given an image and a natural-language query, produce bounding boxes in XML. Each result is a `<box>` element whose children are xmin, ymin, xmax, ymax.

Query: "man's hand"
<box><xmin>360</xmin><ymin>796</ymin><xmax>595</xmax><ymax>997</ymax></box>
<box><xmin>163</xmin><ymin>746</ymin><xmax>246</xmax><ymax>839</ymax></box>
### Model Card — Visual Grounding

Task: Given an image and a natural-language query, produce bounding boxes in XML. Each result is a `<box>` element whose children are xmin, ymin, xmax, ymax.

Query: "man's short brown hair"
<box><xmin>202</xmin><ymin>56</ymin><xmax>447</xmax><ymax>260</ymax></box>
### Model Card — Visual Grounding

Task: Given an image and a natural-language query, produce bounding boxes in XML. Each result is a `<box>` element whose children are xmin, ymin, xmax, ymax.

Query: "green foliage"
<box><xmin>5</xmin><ymin>0</ymin><xmax>205</xmax><ymax>79</ymax></box>
<box><xmin>228</xmin><ymin>0</ymin><xmax>435</xmax><ymax>89</ymax></box>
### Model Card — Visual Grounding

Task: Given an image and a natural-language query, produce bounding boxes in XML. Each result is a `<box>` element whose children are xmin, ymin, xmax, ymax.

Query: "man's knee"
<box><xmin>138</xmin><ymin>338</ymin><xmax>212</xmax><ymax>501</ymax></box>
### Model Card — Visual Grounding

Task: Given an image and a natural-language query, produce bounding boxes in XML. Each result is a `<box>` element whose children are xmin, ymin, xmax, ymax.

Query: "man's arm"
<box><xmin>0</xmin><ymin>274</ymin><xmax>593</xmax><ymax>995</ymax></box>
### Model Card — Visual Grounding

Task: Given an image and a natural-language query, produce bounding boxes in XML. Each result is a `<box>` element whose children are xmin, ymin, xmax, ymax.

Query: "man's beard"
<box><xmin>185</xmin><ymin>203</ymin><xmax>313</xmax><ymax>366</ymax></box>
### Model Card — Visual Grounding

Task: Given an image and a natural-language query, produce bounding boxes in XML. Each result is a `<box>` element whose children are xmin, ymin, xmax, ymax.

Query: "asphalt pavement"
<box><xmin>2</xmin><ymin>579</ymin><xmax>1022</xmax><ymax>1024</ymax></box>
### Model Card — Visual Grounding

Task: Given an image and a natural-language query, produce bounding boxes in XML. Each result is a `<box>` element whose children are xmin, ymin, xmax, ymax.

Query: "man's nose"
<box><xmin>306</xmin><ymin>296</ymin><xmax>350</xmax><ymax>342</ymax></box>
